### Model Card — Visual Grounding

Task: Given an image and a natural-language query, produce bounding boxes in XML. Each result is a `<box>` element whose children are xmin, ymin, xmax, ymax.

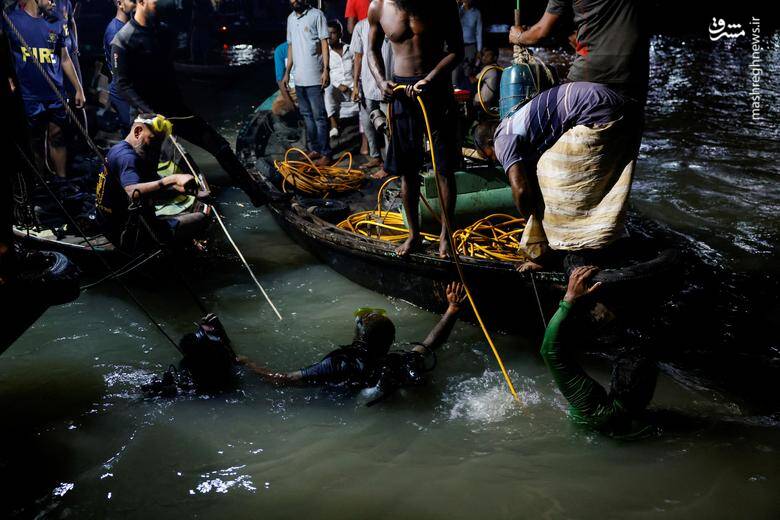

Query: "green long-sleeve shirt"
<box><xmin>540</xmin><ymin>301</ymin><xmax>626</xmax><ymax>430</ymax></box>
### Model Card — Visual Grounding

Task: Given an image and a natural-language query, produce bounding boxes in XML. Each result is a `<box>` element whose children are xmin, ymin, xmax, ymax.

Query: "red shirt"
<box><xmin>344</xmin><ymin>0</ymin><xmax>370</xmax><ymax>20</ymax></box>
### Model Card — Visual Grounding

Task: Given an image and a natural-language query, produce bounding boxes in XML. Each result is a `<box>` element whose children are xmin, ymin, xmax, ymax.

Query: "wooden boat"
<box><xmin>13</xmin><ymin>140</ymin><xmax>212</xmax><ymax>262</ymax></box>
<box><xmin>236</xmin><ymin>98</ymin><xmax>682</xmax><ymax>331</ymax></box>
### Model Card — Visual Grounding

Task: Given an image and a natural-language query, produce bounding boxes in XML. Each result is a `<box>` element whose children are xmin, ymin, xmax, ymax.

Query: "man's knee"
<box><xmin>48</xmin><ymin>123</ymin><xmax>65</xmax><ymax>148</ymax></box>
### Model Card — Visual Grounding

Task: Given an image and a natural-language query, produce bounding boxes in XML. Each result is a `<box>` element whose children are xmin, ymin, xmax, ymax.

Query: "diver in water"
<box><xmin>541</xmin><ymin>266</ymin><xmax>659</xmax><ymax>436</ymax></box>
<box><xmin>143</xmin><ymin>313</ymin><xmax>239</xmax><ymax>396</ymax></box>
<box><xmin>238</xmin><ymin>282</ymin><xmax>467</xmax><ymax>403</ymax></box>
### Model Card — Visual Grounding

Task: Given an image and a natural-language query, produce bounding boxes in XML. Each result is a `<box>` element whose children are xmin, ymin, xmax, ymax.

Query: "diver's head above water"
<box><xmin>353</xmin><ymin>309</ymin><xmax>396</xmax><ymax>359</ymax></box>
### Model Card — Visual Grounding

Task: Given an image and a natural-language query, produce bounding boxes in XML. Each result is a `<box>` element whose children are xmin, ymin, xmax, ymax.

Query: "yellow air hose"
<box><xmin>476</xmin><ymin>65</ymin><xmax>504</xmax><ymax>118</ymax></box>
<box><xmin>412</xmin><ymin>89</ymin><xmax>521</xmax><ymax>402</ymax></box>
<box><xmin>274</xmin><ymin>147</ymin><xmax>365</xmax><ymax>195</ymax></box>
<box><xmin>452</xmin><ymin>214</ymin><xmax>527</xmax><ymax>261</ymax></box>
<box><xmin>337</xmin><ymin>175</ymin><xmax>439</xmax><ymax>243</ymax></box>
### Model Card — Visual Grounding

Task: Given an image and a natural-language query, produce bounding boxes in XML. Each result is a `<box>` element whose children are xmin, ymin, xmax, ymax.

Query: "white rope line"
<box><xmin>168</xmin><ymin>136</ymin><xmax>282</xmax><ymax>321</ymax></box>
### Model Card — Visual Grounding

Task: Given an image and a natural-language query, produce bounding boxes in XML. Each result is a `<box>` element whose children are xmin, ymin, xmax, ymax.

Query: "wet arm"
<box><xmin>241</xmin><ymin>359</ymin><xmax>304</xmax><ymax>386</ymax></box>
<box><xmin>321</xmin><ymin>38</ymin><xmax>330</xmax><ymax>71</ymax></box>
<box><xmin>414</xmin><ymin>299</ymin><xmax>462</xmax><ymax>354</ymax></box>
<box><xmin>540</xmin><ymin>301</ymin><xmax>612</xmax><ymax>421</ymax></box>
<box><xmin>112</xmin><ymin>42</ymin><xmax>152</xmax><ymax>113</ymax></box>
<box><xmin>476</xmin><ymin>10</ymin><xmax>483</xmax><ymax>52</ymax></box>
<box><xmin>123</xmin><ymin>175</ymin><xmax>185</xmax><ymax>198</ymax></box>
<box><xmin>70</xmin><ymin>7</ymin><xmax>79</xmax><ymax>51</ymax></box>
<box><xmin>352</xmin><ymin>52</ymin><xmax>362</xmax><ymax>99</ymax></box>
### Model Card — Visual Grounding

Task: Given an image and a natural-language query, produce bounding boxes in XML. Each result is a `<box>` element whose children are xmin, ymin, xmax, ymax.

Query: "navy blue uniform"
<box><xmin>4</xmin><ymin>6</ymin><xmax>66</xmax><ymax>127</ymax></box>
<box><xmin>97</xmin><ymin>141</ymin><xmax>158</xmax><ymax>236</ymax></box>
<box><xmin>49</xmin><ymin>0</ymin><xmax>81</xmax><ymax>91</ymax></box>
<box><xmin>103</xmin><ymin>17</ymin><xmax>131</xmax><ymax>130</ymax></box>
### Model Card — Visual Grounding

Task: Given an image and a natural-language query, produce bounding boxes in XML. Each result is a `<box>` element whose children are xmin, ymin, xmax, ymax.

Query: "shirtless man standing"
<box><xmin>367</xmin><ymin>0</ymin><xmax>464</xmax><ymax>257</ymax></box>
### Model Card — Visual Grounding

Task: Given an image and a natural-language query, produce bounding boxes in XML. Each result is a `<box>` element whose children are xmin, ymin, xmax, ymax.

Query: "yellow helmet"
<box><xmin>134</xmin><ymin>114</ymin><xmax>173</xmax><ymax>137</ymax></box>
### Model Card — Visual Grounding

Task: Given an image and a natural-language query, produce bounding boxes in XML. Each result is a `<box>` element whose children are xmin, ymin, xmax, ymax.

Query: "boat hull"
<box><xmin>269</xmin><ymin>202</ymin><xmax>566</xmax><ymax>332</ymax></box>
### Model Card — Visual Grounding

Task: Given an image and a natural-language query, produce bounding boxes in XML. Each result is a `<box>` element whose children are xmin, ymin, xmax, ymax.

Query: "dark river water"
<box><xmin>2</xmin><ymin>34</ymin><xmax>779</xmax><ymax>518</ymax></box>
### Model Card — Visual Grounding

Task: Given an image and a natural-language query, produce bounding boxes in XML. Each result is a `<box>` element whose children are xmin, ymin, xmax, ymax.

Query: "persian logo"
<box><xmin>709</xmin><ymin>18</ymin><xmax>745</xmax><ymax>41</ymax></box>
<box><xmin>48</xmin><ymin>31</ymin><xmax>57</xmax><ymax>43</ymax></box>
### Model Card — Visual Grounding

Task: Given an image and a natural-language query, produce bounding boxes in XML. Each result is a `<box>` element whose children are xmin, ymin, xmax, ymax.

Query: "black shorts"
<box><xmin>385</xmin><ymin>75</ymin><xmax>459</xmax><ymax>177</ymax></box>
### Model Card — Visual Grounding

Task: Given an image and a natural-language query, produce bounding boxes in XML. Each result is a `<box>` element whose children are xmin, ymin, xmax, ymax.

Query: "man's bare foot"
<box><xmin>438</xmin><ymin>237</ymin><xmax>452</xmax><ymax>258</ymax></box>
<box><xmin>315</xmin><ymin>155</ymin><xmax>334</xmax><ymax>167</ymax></box>
<box><xmin>516</xmin><ymin>260</ymin><xmax>544</xmax><ymax>272</ymax></box>
<box><xmin>362</xmin><ymin>157</ymin><xmax>382</xmax><ymax>169</ymax></box>
<box><xmin>370</xmin><ymin>168</ymin><xmax>389</xmax><ymax>180</ymax></box>
<box><xmin>307</xmin><ymin>150</ymin><xmax>322</xmax><ymax>160</ymax></box>
<box><xmin>395</xmin><ymin>235</ymin><xmax>422</xmax><ymax>257</ymax></box>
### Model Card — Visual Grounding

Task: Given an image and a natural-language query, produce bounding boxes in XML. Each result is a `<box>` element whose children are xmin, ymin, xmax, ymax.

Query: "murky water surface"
<box><xmin>2</xmin><ymin>36</ymin><xmax>779</xmax><ymax>518</ymax></box>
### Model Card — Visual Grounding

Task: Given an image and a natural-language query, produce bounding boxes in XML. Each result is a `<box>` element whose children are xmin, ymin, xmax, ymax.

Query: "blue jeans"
<box><xmin>296</xmin><ymin>85</ymin><xmax>331</xmax><ymax>157</ymax></box>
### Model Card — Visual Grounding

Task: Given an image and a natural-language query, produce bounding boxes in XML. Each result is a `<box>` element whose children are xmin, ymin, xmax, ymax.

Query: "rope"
<box><xmin>3</xmin><ymin>10</ymin><xmax>104</xmax><ymax>163</ymax></box>
<box><xmin>167</xmin><ymin>136</ymin><xmax>283</xmax><ymax>321</ymax></box>
<box><xmin>337</xmin><ymin>179</ymin><xmax>530</xmax><ymax>262</ymax></box>
<box><xmin>213</xmin><ymin>211</ymin><xmax>283</xmax><ymax>320</ymax></box>
<box><xmin>80</xmin><ymin>249</ymin><xmax>163</xmax><ymax>290</ymax></box>
<box><xmin>529</xmin><ymin>272</ymin><xmax>547</xmax><ymax>329</ymax></box>
<box><xmin>14</xmin><ymin>143</ymin><xmax>183</xmax><ymax>354</ymax></box>
<box><xmin>274</xmin><ymin>147</ymin><xmax>364</xmax><ymax>195</ymax></box>
<box><xmin>452</xmin><ymin>214</ymin><xmax>527</xmax><ymax>262</ymax></box>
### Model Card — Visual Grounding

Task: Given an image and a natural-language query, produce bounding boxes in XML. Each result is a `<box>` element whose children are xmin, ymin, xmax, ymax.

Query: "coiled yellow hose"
<box><xmin>274</xmin><ymin>147</ymin><xmax>365</xmax><ymax>195</ymax></box>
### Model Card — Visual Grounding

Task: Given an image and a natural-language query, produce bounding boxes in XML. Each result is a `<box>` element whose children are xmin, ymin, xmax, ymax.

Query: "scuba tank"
<box><xmin>498</xmin><ymin>59</ymin><xmax>558</xmax><ymax>119</ymax></box>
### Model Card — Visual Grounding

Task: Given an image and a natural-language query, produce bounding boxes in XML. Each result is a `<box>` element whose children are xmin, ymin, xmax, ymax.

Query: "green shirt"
<box><xmin>540</xmin><ymin>300</ymin><xmax>626</xmax><ymax>429</ymax></box>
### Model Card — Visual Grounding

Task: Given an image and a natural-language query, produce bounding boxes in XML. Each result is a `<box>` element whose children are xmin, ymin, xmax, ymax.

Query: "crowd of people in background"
<box><xmin>273</xmin><ymin>0</ymin><xmax>487</xmax><ymax>174</ymax></box>
<box><xmin>2</xmin><ymin>0</ymin><xmax>660</xmax><ymax>433</ymax></box>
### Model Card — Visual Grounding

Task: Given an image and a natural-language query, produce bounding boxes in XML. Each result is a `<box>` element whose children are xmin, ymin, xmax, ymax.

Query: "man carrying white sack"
<box><xmin>477</xmin><ymin>81</ymin><xmax>639</xmax><ymax>271</ymax></box>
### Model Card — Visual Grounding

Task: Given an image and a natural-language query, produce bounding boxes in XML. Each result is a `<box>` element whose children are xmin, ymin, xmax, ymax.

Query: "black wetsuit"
<box><xmin>299</xmin><ymin>343</ymin><xmax>434</xmax><ymax>395</ymax></box>
<box><xmin>110</xmin><ymin>19</ymin><xmax>264</xmax><ymax>202</ymax></box>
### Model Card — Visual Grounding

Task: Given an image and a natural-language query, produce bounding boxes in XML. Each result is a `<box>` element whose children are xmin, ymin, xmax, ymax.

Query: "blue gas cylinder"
<box><xmin>499</xmin><ymin>62</ymin><xmax>557</xmax><ymax>119</ymax></box>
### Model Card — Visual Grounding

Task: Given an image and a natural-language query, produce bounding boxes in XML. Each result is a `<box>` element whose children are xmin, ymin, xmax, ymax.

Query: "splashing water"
<box><xmin>442</xmin><ymin>370</ymin><xmax>542</xmax><ymax>423</ymax></box>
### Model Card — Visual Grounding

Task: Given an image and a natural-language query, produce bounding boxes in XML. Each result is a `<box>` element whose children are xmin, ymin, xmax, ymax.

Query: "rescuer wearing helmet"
<box><xmin>95</xmin><ymin>114</ymin><xmax>208</xmax><ymax>248</ymax></box>
<box><xmin>238</xmin><ymin>282</ymin><xmax>466</xmax><ymax>402</ymax></box>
